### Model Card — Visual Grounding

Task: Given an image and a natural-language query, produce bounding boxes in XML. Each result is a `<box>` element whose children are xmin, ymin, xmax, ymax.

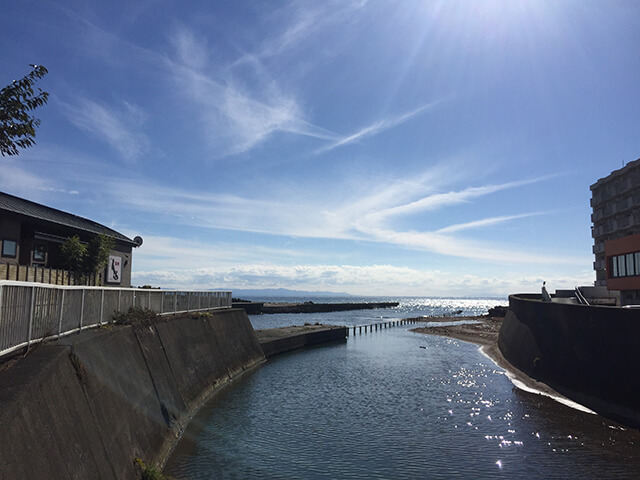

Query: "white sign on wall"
<box><xmin>107</xmin><ymin>255</ymin><xmax>122</xmax><ymax>283</ymax></box>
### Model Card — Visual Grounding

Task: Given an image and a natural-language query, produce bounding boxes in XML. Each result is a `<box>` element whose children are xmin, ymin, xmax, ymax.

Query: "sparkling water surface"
<box><xmin>165</xmin><ymin>297</ymin><xmax>640</xmax><ymax>479</ymax></box>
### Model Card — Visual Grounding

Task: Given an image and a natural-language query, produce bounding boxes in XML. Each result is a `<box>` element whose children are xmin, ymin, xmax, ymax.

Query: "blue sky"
<box><xmin>2</xmin><ymin>0</ymin><xmax>639</xmax><ymax>296</ymax></box>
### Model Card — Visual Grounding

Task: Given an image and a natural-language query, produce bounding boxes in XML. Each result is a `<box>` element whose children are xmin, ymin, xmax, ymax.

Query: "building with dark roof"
<box><xmin>0</xmin><ymin>191</ymin><xmax>141</xmax><ymax>286</ymax></box>
<box><xmin>590</xmin><ymin>158</ymin><xmax>640</xmax><ymax>304</ymax></box>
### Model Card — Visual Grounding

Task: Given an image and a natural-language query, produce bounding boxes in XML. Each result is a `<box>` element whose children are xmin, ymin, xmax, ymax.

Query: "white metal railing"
<box><xmin>574</xmin><ymin>286</ymin><xmax>590</xmax><ymax>306</ymax></box>
<box><xmin>0</xmin><ymin>280</ymin><xmax>232</xmax><ymax>358</ymax></box>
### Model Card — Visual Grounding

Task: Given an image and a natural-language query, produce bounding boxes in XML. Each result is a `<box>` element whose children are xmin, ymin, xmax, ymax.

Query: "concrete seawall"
<box><xmin>0</xmin><ymin>308</ymin><xmax>265</xmax><ymax>480</ymax></box>
<box><xmin>256</xmin><ymin>325</ymin><xmax>347</xmax><ymax>358</ymax></box>
<box><xmin>498</xmin><ymin>294</ymin><xmax>640</xmax><ymax>428</ymax></box>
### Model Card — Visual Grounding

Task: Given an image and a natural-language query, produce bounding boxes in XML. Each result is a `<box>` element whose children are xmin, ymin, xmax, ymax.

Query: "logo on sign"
<box><xmin>108</xmin><ymin>255</ymin><xmax>122</xmax><ymax>283</ymax></box>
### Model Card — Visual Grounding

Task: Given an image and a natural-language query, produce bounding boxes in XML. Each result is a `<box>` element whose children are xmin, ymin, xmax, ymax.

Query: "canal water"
<box><xmin>165</xmin><ymin>297</ymin><xmax>640</xmax><ymax>479</ymax></box>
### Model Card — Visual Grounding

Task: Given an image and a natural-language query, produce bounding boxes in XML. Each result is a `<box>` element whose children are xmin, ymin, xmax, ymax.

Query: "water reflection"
<box><xmin>166</xmin><ymin>327</ymin><xmax>640</xmax><ymax>479</ymax></box>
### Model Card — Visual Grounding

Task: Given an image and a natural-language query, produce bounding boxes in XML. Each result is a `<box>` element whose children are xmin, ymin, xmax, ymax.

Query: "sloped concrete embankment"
<box><xmin>498</xmin><ymin>294</ymin><xmax>640</xmax><ymax>428</ymax></box>
<box><xmin>0</xmin><ymin>309</ymin><xmax>265</xmax><ymax>480</ymax></box>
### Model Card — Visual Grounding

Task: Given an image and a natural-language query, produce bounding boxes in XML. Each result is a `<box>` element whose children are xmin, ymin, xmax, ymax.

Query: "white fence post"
<box><xmin>27</xmin><ymin>286</ymin><xmax>35</xmax><ymax>348</ymax></box>
<box><xmin>58</xmin><ymin>289</ymin><xmax>65</xmax><ymax>336</ymax></box>
<box><xmin>100</xmin><ymin>289</ymin><xmax>105</xmax><ymax>325</ymax></box>
<box><xmin>80</xmin><ymin>289</ymin><xmax>85</xmax><ymax>330</ymax></box>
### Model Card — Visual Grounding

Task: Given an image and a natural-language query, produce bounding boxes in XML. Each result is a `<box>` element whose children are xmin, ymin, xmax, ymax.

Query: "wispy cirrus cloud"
<box><xmin>167</xmin><ymin>28</ymin><xmax>340</xmax><ymax>156</ymax></box>
<box><xmin>315</xmin><ymin>102</ymin><xmax>439</xmax><ymax>154</ymax></box>
<box><xmin>436</xmin><ymin>212</ymin><xmax>546</xmax><ymax>234</ymax></box>
<box><xmin>231</xmin><ymin>0</ymin><xmax>370</xmax><ymax>66</ymax></box>
<box><xmin>170</xmin><ymin>27</ymin><xmax>210</xmax><ymax>70</ymax></box>
<box><xmin>59</xmin><ymin>5</ymin><xmax>429</xmax><ymax>158</ymax></box>
<box><xmin>163</xmin><ymin>1</ymin><xmax>381</xmax><ymax>157</ymax></box>
<box><xmin>361</xmin><ymin>225</ymin><xmax>583</xmax><ymax>265</ymax></box>
<box><xmin>332</xmin><ymin>174</ymin><xmax>581</xmax><ymax>264</ymax></box>
<box><xmin>52</xmin><ymin>14</ymin><xmax>326</xmax><ymax>158</ymax></box>
<box><xmin>363</xmin><ymin>176</ymin><xmax>555</xmax><ymax>223</ymax></box>
<box><xmin>59</xmin><ymin>97</ymin><xmax>149</xmax><ymax>161</ymax></box>
<box><xmin>218</xmin><ymin>81</ymin><xmax>339</xmax><ymax>153</ymax></box>
<box><xmin>91</xmin><ymin>165</ymin><xmax>580</xmax><ymax>266</ymax></box>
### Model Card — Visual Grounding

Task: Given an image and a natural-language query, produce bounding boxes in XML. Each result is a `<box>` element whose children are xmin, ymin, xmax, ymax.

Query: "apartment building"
<box><xmin>590</xmin><ymin>158</ymin><xmax>640</xmax><ymax>304</ymax></box>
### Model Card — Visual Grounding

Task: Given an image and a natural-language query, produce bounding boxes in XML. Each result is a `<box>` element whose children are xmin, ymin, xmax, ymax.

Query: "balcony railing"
<box><xmin>0</xmin><ymin>281</ymin><xmax>232</xmax><ymax>359</ymax></box>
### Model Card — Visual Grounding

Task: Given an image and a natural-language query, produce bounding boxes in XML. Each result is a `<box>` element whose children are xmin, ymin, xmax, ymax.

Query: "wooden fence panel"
<box><xmin>0</xmin><ymin>263</ymin><xmax>99</xmax><ymax>286</ymax></box>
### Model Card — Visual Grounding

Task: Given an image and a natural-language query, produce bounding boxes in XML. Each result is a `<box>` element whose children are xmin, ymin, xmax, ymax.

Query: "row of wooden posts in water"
<box><xmin>347</xmin><ymin>317</ymin><xmax>421</xmax><ymax>336</ymax></box>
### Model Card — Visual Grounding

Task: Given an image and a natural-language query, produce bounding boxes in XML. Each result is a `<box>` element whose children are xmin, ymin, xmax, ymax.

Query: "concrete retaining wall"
<box><xmin>498</xmin><ymin>294</ymin><xmax>640</xmax><ymax>428</ymax></box>
<box><xmin>0</xmin><ymin>308</ymin><xmax>265</xmax><ymax>480</ymax></box>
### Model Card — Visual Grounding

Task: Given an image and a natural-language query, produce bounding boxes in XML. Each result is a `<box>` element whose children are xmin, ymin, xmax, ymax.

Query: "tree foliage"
<box><xmin>59</xmin><ymin>235</ymin><xmax>86</xmax><ymax>273</ymax></box>
<box><xmin>84</xmin><ymin>234</ymin><xmax>115</xmax><ymax>275</ymax></box>
<box><xmin>59</xmin><ymin>234</ymin><xmax>115</xmax><ymax>276</ymax></box>
<box><xmin>0</xmin><ymin>65</ymin><xmax>49</xmax><ymax>156</ymax></box>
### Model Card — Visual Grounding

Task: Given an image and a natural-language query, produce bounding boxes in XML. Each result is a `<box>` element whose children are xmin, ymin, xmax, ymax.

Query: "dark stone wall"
<box><xmin>0</xmin><ymin>308</ymin><xmax>265</xmax><ymax>480</ymax></box>
<box><xmin>498</xmin><ymin>294</ymin><xmax>640</xmax><ymax>428</ymax></box>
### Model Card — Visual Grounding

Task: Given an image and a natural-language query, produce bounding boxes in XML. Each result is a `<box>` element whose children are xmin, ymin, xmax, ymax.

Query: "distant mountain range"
<box><xmin>229</xmin><ymin>288</ymin><xmax>352</xmax><ymax>298</ymax></box>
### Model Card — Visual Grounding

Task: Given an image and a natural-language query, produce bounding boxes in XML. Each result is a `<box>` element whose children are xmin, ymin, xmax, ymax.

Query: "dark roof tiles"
<box><xmin>0</xmin><ymin>191</ymin><xmax>136</xmax><ymax>245</ymax></box>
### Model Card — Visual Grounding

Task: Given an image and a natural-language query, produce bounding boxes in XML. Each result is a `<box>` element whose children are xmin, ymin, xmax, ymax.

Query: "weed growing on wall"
<box><xmin>134</xmin><ymin>458</ymin><xmax>175</xmax><ymax>480</ymax></box>
<box><xmin>112</xmin><ymin>306</ymin><xmax>158</xmax><ymax>327</ymax></box>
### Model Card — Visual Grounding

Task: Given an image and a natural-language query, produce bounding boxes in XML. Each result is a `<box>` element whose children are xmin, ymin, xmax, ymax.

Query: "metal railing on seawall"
<box><xmin>0</xmin><ymin>280</ymin><xmax>232</xmax><ymax>359</ymax></box>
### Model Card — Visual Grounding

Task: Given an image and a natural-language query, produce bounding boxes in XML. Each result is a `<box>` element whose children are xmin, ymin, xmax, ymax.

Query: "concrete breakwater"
<box><xmin>234</xmin><ymin>301</ymin><xmax>399</xmax><ymax>314</ymax></box>
<box><xmin>256</xmin><ymin>324</ymin><xmax>347</xmax><ymax>358</ymax></box>
<box><xmin>498</xmin><ymin>294</ymin><xmax>640</xmax><ymax>429</ymax></box>
<box><xmin>0</xmin><ymin>309</ymin><xmax>265</xmax><ymax>480</ymax></box>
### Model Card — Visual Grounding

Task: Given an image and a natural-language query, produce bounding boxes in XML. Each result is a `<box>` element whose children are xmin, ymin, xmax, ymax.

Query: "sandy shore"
<box><xmin>410</xmin><ymin>315</ymin><xmax>566</xmax><ymax>399</ymax></box>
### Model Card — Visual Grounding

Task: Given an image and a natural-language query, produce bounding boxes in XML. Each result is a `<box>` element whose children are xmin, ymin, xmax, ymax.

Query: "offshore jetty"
<box><xmin>0</xmin><ymin>309</ymin><xmax>346</xmax><ymax>480</ymax></box>
<box><xmin>233</xmin><ymin>300</ymin><xmax>399</xmax><ymax>314</ymax></box>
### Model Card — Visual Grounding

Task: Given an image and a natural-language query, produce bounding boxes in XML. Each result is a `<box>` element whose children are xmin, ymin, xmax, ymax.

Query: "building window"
<box><xmin>627</xmin><ymin>253</ymin><xmax>635</xmax><ymax>276</ymax></box>
<box><xmin>1</xmin><ymin>239</ymin><xmax>17</xmax><ymax>258</ymax></box>
<box><xmin>610</xmin><ymin>251</ymin><xmax>640</xmax><ymax>278</ymax></box>
<box><xmin>33</xmin><ymin>243</ymin><xmax>46</xmax><ymax>263</ymax></box>
<box><xmin>618</xmin><ymin>255</ymin><xmax>626</xmax><ymax>277</ymax></box>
